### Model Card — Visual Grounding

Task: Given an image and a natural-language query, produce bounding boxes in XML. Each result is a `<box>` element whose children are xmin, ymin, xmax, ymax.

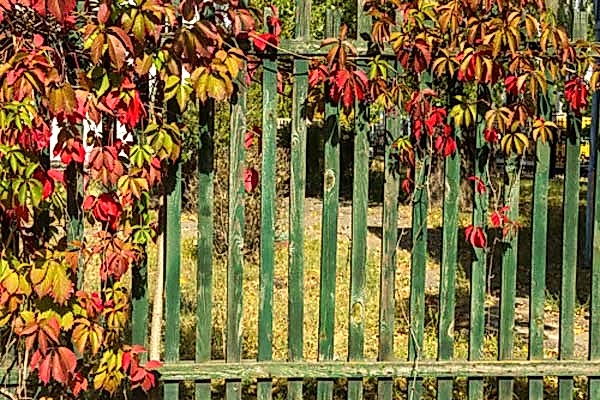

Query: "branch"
<box><xmin>0</xmin><ymin>388</ymin><xmax>18</xmax><ymax>400</ymax></box>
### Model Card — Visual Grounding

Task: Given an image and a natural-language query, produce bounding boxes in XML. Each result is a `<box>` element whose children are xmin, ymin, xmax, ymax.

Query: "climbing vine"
<box><xmin>307</xmin><ymin>0</ymin><xmax>598</xmax><ymax>249</ymax></box>
<box><xmin>0</xmin><ymin>0</ymin><xmax>268</xmax><ymax>398</ymax></box>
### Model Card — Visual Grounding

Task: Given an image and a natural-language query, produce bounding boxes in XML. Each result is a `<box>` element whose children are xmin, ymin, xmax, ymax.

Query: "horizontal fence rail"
<box><xmin>158</xmin><ymin>361</ymin><xmax>600</xmax><ymax>380</ymax></box>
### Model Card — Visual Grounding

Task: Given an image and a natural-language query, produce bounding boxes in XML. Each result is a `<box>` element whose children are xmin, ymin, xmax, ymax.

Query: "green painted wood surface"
<box><xmin>196</xmin><ymin>100</ymin><xmax>215</xmax><ymax>400</ymax></box>
<box><xmin>131</xmin><ymin>252</ymin><xmax>148</xmax><ymax>347</ymax></box>
<box><xmin>317</xmin><ymin>11</ymin><xmax>341</xmax><ymax>400</ymax></box>
<box><xmin>498</xmin><ymin>155</ymin><xmax>520</xmax><ymax>400</ymax></box>
<box><xmin>378</xmin><ymin>110</ymin><xmax>400</xmax><ymax>400</ymax></box>
<box><xmin>529</xmin><ymin>90</ymin><xmax>552</xmax><ymax>400</ymax></box>
<box><xmin>408</xmin><ymin>152</ymin><xmax>428</xmax><ymax>400</ymax></box>
<box><xmin>258</xmin><ymin>44</ymin><xmax>278</xmax><ymax>400</ymax></box>
<box><xmin>227</xmin><ymin>76</ymin><xmax>247</xmax><ymax>400</ymax></box>
<box><xmin>590</xmin><ymin>100</ymin><xmax>600</xmax><ymax>399</ymax></box>
<box><xmin>164</xmin><ymin>160</ymin><xmax>182</xmax><ymax>400</ymax></box>
<box><xmin>437</xmin><ymin>149</ymin><xmax>460</xmax><ymax>400</ymax></box>
<box><xmin>349</xmin><ymin>5</ymin><xmax>371</xmax><ymax>399</ymax></box>
<box><xmin>66</xmin><ymin>162</ymin><xmax>84</xmax><ymax>288</ymax></box>
<box><xmin>288</xmin><ymin>2</ymin><xmax>310</xmax><ymax>399</ymax></box>
<box><xmin>469</xmin><ymin>105</ymin><xmax>489</xmax><ymax>400</ymax></box>
<box><xmin>158</xmin><ymin>359</ymin><xmax>600</xmax><ymax>380</ymax></box>
<box><xmin>529</xmin><ymin>139</ymin><xmax>550</xmax><ymax>400</ymax></box>
<box><xmin>349</xmin><ymin>70</ymin><xmax>370</xmax><ymax>400</ymax></box>
<box><xmin>560</xmin><ymin>115</ymin><xmax>581</xmax><ymax>400</ymax></box>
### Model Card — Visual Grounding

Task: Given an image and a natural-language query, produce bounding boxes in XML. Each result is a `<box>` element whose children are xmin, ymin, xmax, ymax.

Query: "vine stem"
<box><xmin>0</xmin><ymin>388</ymin><xmax>18</xmax><ymax>400</ymax></box>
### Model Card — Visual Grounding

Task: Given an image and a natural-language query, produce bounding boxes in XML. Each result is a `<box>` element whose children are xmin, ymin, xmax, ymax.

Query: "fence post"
<box><xmin>288</xmin><ymin>1</ymin><xmax>310</xmax><ymax>399</ymax></box>
<box><xmin>196</xmin><ymin>99</ymin><xmax>215</xmax><ymax>400</ymax></box>
<box><xmin>258</xmin><ymin>8</ymin><xmax>278</xmax><ymax>399</ymax></box>
<box><xmin>348</xmin><ymin>3</ymin><xmax>371</xmax><ymax>400</ymax></box>
<box><xmin>225</xmin><ymin>67</ymin><xmax>247</xmax><ymax>400</ymax></box>
<box><xmin>317</xmin><ymin>9</ymin><xmax>341</xmax><ymax>400</ymax></box>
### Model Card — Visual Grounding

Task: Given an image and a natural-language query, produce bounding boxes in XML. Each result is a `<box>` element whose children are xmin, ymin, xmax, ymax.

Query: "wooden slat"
<box><xmin>498</xmin><ymin>155</ymin><xmax>520</xmax><ymax>399</ymax></box>
<box><xmin>131</xmin><ymin>253</ymin><xmax>148</xmax><ymax>347</ymax></box>
<box><xmin>589</xmin><ymin>90</ymin><xmax>600</xmax><ymax>399</ymax></box>
<box><xmin>559</xmin><ymin>115</ymin><xmax>581</xmax><ymax>399</ymax></box>
<box><xmin>226</xmin><ymin>74</ymin><xmax>247</xmax><ymax>400</ymax></box>
<box><xmin>377</xmin><ymin>110</ymin><xmax>400</xmax><ymax>400</ymax></box>
<box><xmin>66</xmin><ymin>162</ymin><xmax>84</xmax><ymax>288</ymax></box>
<box><xmin>258</xmin><ymin>35</ymin><xmax>278</xmax><ymax>400</ymax></box>
<box><xmin>196</xmin><ymin>100</ymin><xmax>215</xmax><ymax>400</ymax></box>
<box><xmin>437</xmin><ymin>149</ymin><xmax>460</xmax><ymax>400</ymax></box>
<box><xmin>408</xmin><ymin>150</ymin><xmax>428</xmax><ymax>400</ymax></box>
<box><xmin>288</xmin><ymin>1</ymin><xmax>310</xmax><ymax>399</ymax></box>
<box><xmin>528</xmin><ymin>89</ymin><xmax>552</xmax><ymax>400</ymax></box>
<box><xmin>159</xmin><ymin>359</ymin><xmax>600</xmax><ymax>380</ymax></box>
<box><xmin>348</xmin><ymin>69</ymin><xmax>370</xmax><ymax>400</ymax></box>
<box><xmin>469</xmin><ymin>101</ymin><xmax>489</xmax><ymax>400</ymax></box>
<box><xmin>163</xmin><ymin>8</ymin><xmax>183</xmax><ymax>396</ymax></box>
<box><xmin>164</xmin><ymin>160</ymin><xmax>182</xmax><ymax>399</ymax></box>
<box><xmin>349</xmin><ymin>4</ymin><xmax>371</xmax><ymax>400</ymax></box>
<box><xmin>317</xmin><ymin>10</ymin><xmax>341</xmax><ymax>400</ymax></box>
<box><xmin>529</xmin><ymin>140</ymin><xmax>550</xmax><ymax>400</ymax></box>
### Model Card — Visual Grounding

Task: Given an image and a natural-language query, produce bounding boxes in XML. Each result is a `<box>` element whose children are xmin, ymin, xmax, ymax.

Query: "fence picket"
<box><xmin>164</xmin><ymin>159</ymin><xmax>182</xmax><ymax>399</ymax></box>
<box><xmin>258</xmin><ymin>37</ymin><xmax>278</xmax><ymax>400</ymax></box>
<box><xmin>348</xmin><ymin>76</ymin><xmax>370</xmax><ymax>400</ymax></box>
<box><xmin>560</xmin><ymin>114</ymin><xmax>581</xmax><ymax>399</ymax></box>
<box><xmin>528</xmin><ymin>89</ymin><xmax>553</xmax><ymax>400</ymax></box>
<box><xmin>317</xmin><ymin>10</ymin><xmax>341</xmax><ymax>400</ymax></box>
<box><xmin>498</xmin><ymin>155</ymin><xmax>520</xmax><ymax>399</ymax></box>
<box><xmin>196</xmin><ymin>100</ymin><xmax>215</xmax><ymax>400</ymax></box>
<box><xmin>468</xmin><ymin>104</ymin><xmax>489</xmax><ymax>400</ymax></box>
<box><xmin>288</xmin><ymin>1</ymin><xmax>310</xmax><ymax>398</ymax></box>
<box><xmin>377</xmin><ymin>111</ymin><xmax>400</xmax><ymax>400</ymax></box>
<box><xmin>589</xmin><ymin>92</ymin><xmax>600</xmax><ymax>399</ymax></box>
<box><xmin>408</xmin><ymin>154</ymin><xmax>428</xmax><ymax>400</ymax></box>
<box><xmin>437</xmin><ymin>149</ymin><xmax>460</xmax><ymax>400</ymax></box>
<box><xmin>226</xmin><ymin>74</ymin><xmax>247</xmax><ymax>400</ymax></box>
<box><xmin>529</xmin><ymin>140</ymin><xmax>550</xmax><ymax>400</ymax></box>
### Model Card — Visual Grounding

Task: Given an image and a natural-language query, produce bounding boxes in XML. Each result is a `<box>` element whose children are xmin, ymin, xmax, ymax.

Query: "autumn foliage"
<box><xmin>309</xmin><ymin>0</ymin><xmax>597</xmax><ymax>249</ymax></box>
<box><xmin>0</xmin><ymin>0</ymin><xmax>262</xmax><ymax>397</ymax></box>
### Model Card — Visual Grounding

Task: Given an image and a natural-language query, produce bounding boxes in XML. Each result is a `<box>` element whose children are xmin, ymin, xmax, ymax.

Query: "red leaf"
<box><xmin>484</xmin><ymin>128</ymin><xmax>499</xmax><ymax>144</ymax></box>
<box><xmin>465</xmin><ymin>225</ymin><xmax>487</xmax><ymax>249</ymax></box>
<box><xmin>490</xmin><ymin>206</ymin><xmax>510</xmax><ymax>228</ymax></box>
<box><xmin>425</xmin><ymin>107</ymin><xmax>447</xmax><ymax>135</ymax></box>
<box><xmin>144</xmin><ymin>360</ymin><xmax>162</xmax><ymax>370</ymax></box>
<box><xmin>253</xmin><ymin>32</ymin><xmax>278</xmax><ymax>52</ymax></box>
<box><xmin>38</xmin><ymin>352</ymin><xmax>52</xmax><ymax>384</ymax></box>
<box><xmin>47</xmin><ymin>0</ymin><xmax>76</xmax><ymax>23</ymax></box>
<box><xmin>125</xmin><ymin>89</ymin><xmax>146</xmax><ymax>129</ymax></box>
<box><xmin>33</xmin><ymin>34</ymin><xmax>44</xmax><ymax>47</ymax></box>
<box><xmin>122</xmin><ymin>350</ymin><xmax>132</xmax><ymax>371</ymax></box>
<box><xmin>245</xmin><ymin>126</ymin><xmax>262</xmax><ymax>150</ymax></box>
<box><xmin>98</xmin><ymin>2</ymin><xmax>110</xmax><ymax>24</ymax></box>
<box><xmin>60</xmin><ymin>139</ymin><xmax>86</xmax><ymax>165</ymax></box>
<box><xmin>565</xmin><ymin>78</ymin><xmax>589</xmax><ymax>114</ymax></box>
<box><xmin>244</xmin><ymin>167</ymin><xmax>259</xmax><ymax>192</ymax></box>
<box><xmin>505</xmin><ymin>76</ymin><xmax>519</xmax><ymax>96</ymax></box>
<box><xmin>434</xmin><ymin>125</ymin><xmax>456</xmax><ymax>157</ymax></box>
<box><xmin>33</xmin><ymin>169</ymin><xmax>55</xmax><ymax>200</ymax></box>
<box><xmin>309</xmin><ymin>64</ymin><xmax>329</xmax><ymax>87</ymax></box>
<box><xmin>71</xmin><ymin>372</ymin><xmax>88</xmax><ymax>396</ymax></box>
<box><xmin>83</xmin><ymin>195</ymin><xmax>96</xmax><ymax>211</ymax></box>
<box><xmin>468</xmin><ymin>176</ymin><xmax>487</xmax><ymax>194</ymax></box>
<box><xmin>402</xmin><ymin>178</ymin><xmax>413</xmax><ymax>194</ymax></box>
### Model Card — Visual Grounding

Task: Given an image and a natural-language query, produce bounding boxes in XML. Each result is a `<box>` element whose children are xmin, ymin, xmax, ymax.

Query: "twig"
<box><xmin>0</xmin><ymin>388</ymin><xmax>18</xmax><ymax>400</ymax></box>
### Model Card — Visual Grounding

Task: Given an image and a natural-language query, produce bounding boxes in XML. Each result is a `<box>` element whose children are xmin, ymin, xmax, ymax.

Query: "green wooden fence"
<box><xmin>125</xmin><ymin>1</ymin><xmax>600</xmax><ymax>399</ymax></box>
